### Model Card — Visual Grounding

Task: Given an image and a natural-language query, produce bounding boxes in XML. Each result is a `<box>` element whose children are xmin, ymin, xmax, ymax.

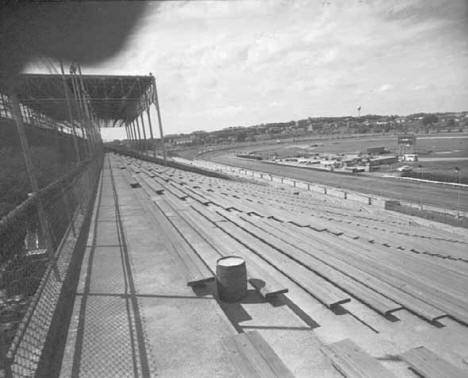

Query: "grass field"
<box><xmin>402</xmin><ymin>160</ymin><xmax>468</xmax><ymax>184</ymax></box>
<box><xmin>244</xmin><ymin>133</ymin><xmax>467</xmax><ymax>156</ymax></box>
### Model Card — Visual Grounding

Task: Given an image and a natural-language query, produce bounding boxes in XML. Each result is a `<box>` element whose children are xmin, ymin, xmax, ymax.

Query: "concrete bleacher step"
<box><xmin>318</xmin><ymin>219</ymin><xmax>468</xmax><ymax>284</ymax></box>
<box><xmin>142</xmin><ymin>182</ymin><xmax>289</xmax><ymax>299</ymax></box>
<box><xmin>309</xmin><ymin>222</ymin><xmax>468</xmax><ymax>299</ymax></box>
<box><xmin>181</xmin><ymin>207</ymin><xmax>288</xmax><ymax>298</ymax></box>
<box><xmin>321</xmin><ymin>233</ymin><xmax>468</xmax><ymax>323</ymax></box>
<box><xmin>124</xmin><ymin>172</ymin><xmax>215</xmax><ymax>287</ymax></box>
<box><xmin>336</xmin><ymin>215</ymin><xmax>468</xmax><ymax>261</ymax></box>
<box><xmin>236</xmin><ymin>214</ymin><xmax>403</xmax><ymax>317</ymax></box>
<box><xmin>313</xmin><ymin>232</ymin><xmax>468</xmax><ymax>324</ymax></box>
<box><xmin>156</xmin><ymin>223</ymin><xmax>214</xmax><ymax>287</ymax></box>
<box><xmin>119</xmin><ymin>154</ymin><xmax>468</xmax><ymax>326</ymax></box>
<box><xmin>194</xmin><ymin>207</ymin><xmax>350</xmax><ymax>308</ymax></box>
<box><xmin>136</xmin><ymin>172</ymin><xmax>165</xmax><ymax>194</ymax></box>
<box><xmin>166</xmin><ymin>182</ymin><xmax>189</xmax><ymax>199</ymax></box>
<box><xmin>258</xmin><ymin>204</ymin><xmax>346</xmax><ymax>235</ymax></box>
<box><xmin>152</xmin><ymin>198</ymin><xmax>222</xmax><ymax>274</ymax></box>
<box><xmin>174</xmin><ymin>183</ymin><xmax>212</xmax><ymax>205</ymax></box>
<box><xmin>400</xmin><ymin>346</ymin><xmax>467</xmax><ymax>378</ymax></box>
<box><xmin>277</xmin><ymin>222</ymin><xmax>448</xmax><ymax>323</ymax></box>
<box><xmin>223</xmin><ymin>331</ymin><xmax>295</xmax><ymax>378</ymax></box>
<box><xmin>186</xmin><ymin>183</ymin><xmax>262</xmax><ymax>215</ymax></box>
<box><xmin>198</xmin><ymin>189</ymin><xmax>247</xmax><ymax>212</ymax></box>
<box><xmin>321</xmin><ymin>338</ymin><xmax>397</xmax><ymax>378</ymax></box>
<box><xmin>347</xmin><ymin>223</ymin><xmax>461</xmax><ymax>257</ymax></box>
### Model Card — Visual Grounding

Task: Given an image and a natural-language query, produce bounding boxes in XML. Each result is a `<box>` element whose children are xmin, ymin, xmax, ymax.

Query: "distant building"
<box><xmin>173</xmin><ymin>136</ymin><xmax>194</xmax><ymax>145</ymax></box>
<box><xmin>403</xmin><ymin>153</ymin><xmax>418</xmax><ymax>162</ymax></box>
<box><xmin>367</xmin><ymin>146</ymin><xmax>386</xmax><ymax>155</ymax></box>
<box><xmin>368</xmin><ymin>155</ymin><xmax>398</xmax><ymax>166</ymax></box>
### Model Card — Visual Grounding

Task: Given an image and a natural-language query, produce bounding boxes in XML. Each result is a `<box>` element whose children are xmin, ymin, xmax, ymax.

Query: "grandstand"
<box><xmin>1</xmin><ymin>71</ymin><xmax>467</xmax><ymax>377</ymax></box>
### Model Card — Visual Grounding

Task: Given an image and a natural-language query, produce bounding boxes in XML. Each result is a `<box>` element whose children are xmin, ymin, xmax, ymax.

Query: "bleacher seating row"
<box><xmin>112</xmin><ymin>152</ymin><xmax>468</xmax><ymax>378</ymax></box>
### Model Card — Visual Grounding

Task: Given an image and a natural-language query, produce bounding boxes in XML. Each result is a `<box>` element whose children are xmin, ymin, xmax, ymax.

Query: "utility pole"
<box><xmin>455</xmin><ymin>167</ymin><xmax>461</xmax><ymax>219</ymax></box>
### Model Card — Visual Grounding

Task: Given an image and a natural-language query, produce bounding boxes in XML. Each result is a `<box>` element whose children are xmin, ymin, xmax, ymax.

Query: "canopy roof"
<box><xmin>0</xmin><ymin>73</ymin><xmax>154</xmax><ymax>125</ymax></box>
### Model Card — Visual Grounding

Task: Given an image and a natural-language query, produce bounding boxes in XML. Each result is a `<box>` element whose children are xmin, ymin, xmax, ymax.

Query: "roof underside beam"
<box><xmin>0</xmin><ymin>73</ymin><xmax>154</xmax><ymax>125</ymax></box>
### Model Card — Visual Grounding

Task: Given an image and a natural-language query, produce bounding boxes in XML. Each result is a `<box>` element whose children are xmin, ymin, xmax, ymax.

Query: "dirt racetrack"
<box><xmin>204</xmin><ymin>151</ymin><xmax>468</xmax><ymax>212</ymax></box>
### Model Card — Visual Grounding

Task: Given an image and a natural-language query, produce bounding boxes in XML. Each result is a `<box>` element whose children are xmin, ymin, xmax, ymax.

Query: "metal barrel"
<box><xmin>216</xmin><ymin>256</ymin><xmax>247</xmax><ymax>302</ymax></box>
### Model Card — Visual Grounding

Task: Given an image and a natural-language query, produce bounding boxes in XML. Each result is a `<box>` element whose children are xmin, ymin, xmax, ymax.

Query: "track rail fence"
<box><xmin>171</xmin><ymin>157</ymin><xmax>468</xmax><ymax>222</ymax></box>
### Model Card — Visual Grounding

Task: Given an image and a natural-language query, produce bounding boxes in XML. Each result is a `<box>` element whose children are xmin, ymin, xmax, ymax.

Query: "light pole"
<box><xmin>455</xmin><ymin>167</ymin><xmax>461</xmax><ymax>219</ymax></box>
<box><xmin>418</xmin><ymin>164</ymin><xmax>423</xmax><ymax>179</ymax></box>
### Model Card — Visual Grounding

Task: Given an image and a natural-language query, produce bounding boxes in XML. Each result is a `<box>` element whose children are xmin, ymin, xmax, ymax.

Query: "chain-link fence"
<box><xmin>0</xmin><ymin>156</ymin><xmax>102</xmax><ymax>377</ymax></box>
<box><xmin>1</xmin><ymin>66</ymin><xmax>104</xmax><ymax>377</ymax></box>
<box><xmin>0</xmin><ymin>68</ymin><xmax>160</xmax><ymax>377</ymax></box>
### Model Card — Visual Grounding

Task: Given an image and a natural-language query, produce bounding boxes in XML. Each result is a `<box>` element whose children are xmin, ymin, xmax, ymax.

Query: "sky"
<box><xmin>25</xmin><ymin>0</ymin><xmax>468</xmax><ymax>140</ymax></box>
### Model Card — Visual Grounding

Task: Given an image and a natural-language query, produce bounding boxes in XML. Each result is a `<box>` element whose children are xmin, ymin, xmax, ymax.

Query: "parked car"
<box><xmin>397</xmin><ymin>165</ymin><xmax>413</xmax><ymax>172</ymax></box>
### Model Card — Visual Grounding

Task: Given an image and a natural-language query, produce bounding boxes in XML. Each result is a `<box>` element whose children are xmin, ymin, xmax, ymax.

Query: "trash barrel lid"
<box><xmin>217</xmin><ymin>256</ymin><xmax>245</xmax><ymax>267</ymax></box>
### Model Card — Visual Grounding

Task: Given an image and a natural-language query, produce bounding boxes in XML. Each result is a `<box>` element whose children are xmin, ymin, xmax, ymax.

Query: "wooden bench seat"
<box><xmin>223</xmin><ymin>331</ymin><xmax>294</xmax><ymax>378</ymax></box>
<box><xmin>129</xmin><ymin>174</ymin><xmax>141</xmax><ymax>188</ymax></box>
<box><xmin>194</xmin><ymin>207</ymin><xmax>350</xmax><ymax>308</ymax></box>
<box><xmin>126</xmin><ymin>175</ymin><xmax>214</xmax><ymax>287</ymax></box>
<box><xmin>224</xmin><ymin>212</ymin><xmax>402</xmax><ymax>316</ymax></box>
<box><xmin>321</xmin><ymin>338</ymin><xmax>396</xmax><ymax>378</ymax></box>
<box><xmin>137</xmin><ymin>173</ymin><xmax>165</xmax><ymax>195</ymax></box>
<box><xmin>400</xmin><ymin>346</ymin><xmax>466</xmax><ymax>378</ymax></box>
<box><xmin>176</xmin><ymin>202</ymin><xmax>289</xmax><ymax>298</ymax></box>
<box><xmin>283</xmin><ymin>223</ymin><xmax>449</xmax><ymax>323</ymax></box>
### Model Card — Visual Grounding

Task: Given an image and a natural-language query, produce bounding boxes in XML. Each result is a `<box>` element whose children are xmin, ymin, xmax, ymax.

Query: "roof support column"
<box><xmin>10</xmin><ymin>93</ymin><xmax>61</xmax><ymax>282</ymax></box>
<box><xmin>0</xmin><ymin>94</ymin><xmax>5</xmax><ymax>118</ymax></box>
<box><xmin>132</xmin><ymin>121</ymin><xmax>138</xmax><ymax>149</ymax></box>
<box><xmin>77</xmin><ymin>64</ymin><xmax>100</xmax><ymax>155</ymax></box>
<box><xmin>69</xmin><ymin>71</ymin><xmax>92</xmax><ymax>158</ymax></box>
<box><xmin>134</xmin><ymin>119</ymin><xmax>142</xmax><ymax>150</ymax></box>
<box><xmin>71</xmin><ymin>71</ymin><xmax>92</xmax><ymax>154</ymax></box>
<box><xmin>139</xmin><ymin>113</ymin><xmax>147</xmax><ymax>155</ymax></box>
<box><xmin>127</xmin><ymin>121</ymin><xmax>133</xmax><ymax>142</ymax></box>
<box><xmin>136</xmin><ymin>116</ymin><xmax>145</xmax><ymax>151</ymax></box>
<box><xmin>151</xmin><ymin>75</ymin><xmax>167</xmax><ymax>162</ymax></box>
<box><xmin>145</xmin><ymin>106</ymin><xmax>156</xmax><ymax>158</ymax></box>
<box><xmin>90</xmin><ymin>112</ymin><xmax>101</xmax><ymax>154</ymax></box>
<box><xmin>60</xmin><ymin>61</ymin><xmax>81</xmax><ymax>163</ymax></box>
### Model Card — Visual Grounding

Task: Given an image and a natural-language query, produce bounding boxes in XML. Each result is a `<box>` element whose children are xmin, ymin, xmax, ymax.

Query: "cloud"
<box><xmin>376</xmin><ymin>84</ymin><xmax>393</xmax><ymax>92</ymax></box>
<box><xmin>26</xmin><ymin>0</ymin><xmax>468</xmax><ymax>134</ymax></box>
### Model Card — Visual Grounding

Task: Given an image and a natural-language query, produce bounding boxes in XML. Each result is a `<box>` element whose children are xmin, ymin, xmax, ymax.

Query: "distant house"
<box><xmin>173</xmin><ymin>136</ymin><xmax>194</xmax><ymax>145</ymax></box>
<box><xmin>403</xmin><ymin>153</ymin><xmax>418</xmax><ymax>162</ymax></box>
